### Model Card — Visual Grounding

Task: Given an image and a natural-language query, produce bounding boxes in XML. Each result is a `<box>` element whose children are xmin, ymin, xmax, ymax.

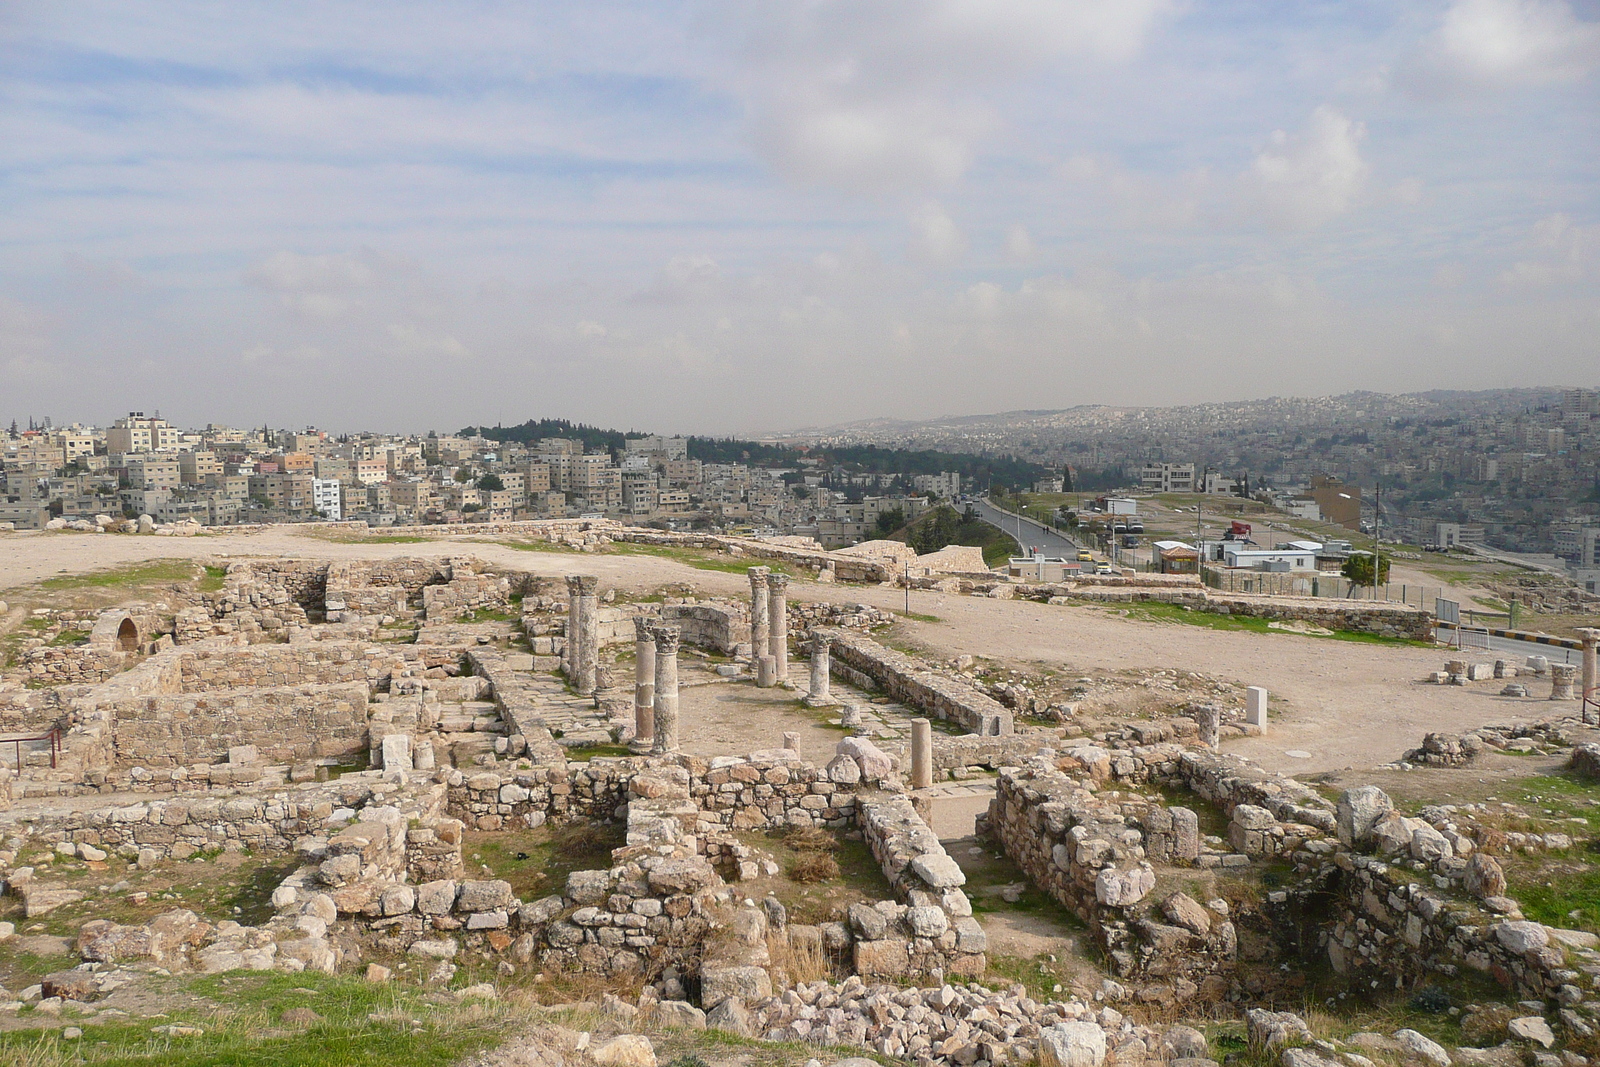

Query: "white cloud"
<box><xmin>735</xmin><ymin>0</ymin><xmax>1173</xmax><ymax>192</ymax></box>
<box><xmin>1436</xmin><ymin>0</ymin><xmax>1600</xmax><ymax>84</ymax></box>
<box><xmin>246</xmin><ymin>251</ymin><xmax>376</xmax><ymax>293</ymax></box>
<box><xmin>1249</xmin><ymin>106</ymin><xmax>1369</xmax><ymax>229</ymax></box>
<box><xmin>1500</xmin><ymin>213</ymin><xmax>1600</xmax><ymax>285</ymax></box>
<box><xmin>909</xmin><ymin>202</ymin><xmax>967</xmax><ymax>264</ymax></box>
<box><xmin>1005</xmin><ymin>224</ymin><xmax>1036</xmax><ymax>261</ymax></box>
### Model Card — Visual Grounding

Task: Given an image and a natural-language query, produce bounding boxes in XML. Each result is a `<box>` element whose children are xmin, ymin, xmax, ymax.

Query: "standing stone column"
<box><xmin>805</xmin><ymin>633</ymin><xmax>833</xmax><ymax>707</ymax></box>
<box><xmin>1245</xmin><ymin>687</ymin><xmax>1268</xmax><ymax>733</ymax></box>
<box><xmin>1195</xmin><ymin>704</ymin><xmax>1221</xmax><ymax>748</ymax></box>
<box><xmin>564</xmin><ymin>576</ymin><xmax>584</xmax><ymax>686</ymax></box>
<box><xmin>748</xmin><ymin>567</ymin><xmax>770</xmax><ymax>663</ymax></box>
<box><xmin>910</xmin><ymin>718</ymin><xmax>933</xmax><ymax>790</ymax></box>
<box><xmin>767</xmin><ymin>572</ymin><xmax>790</xmax><ymax>685</ymax></box>
<box><xmin>1578</xmin><ymin>629</ymin><xmax>1600</xmax><ymax>724</ymax></box>
<box><xmin>633</xmin><ymin>616</ymin><xmax>656</xmax><ymax>746</ymax></box>
<box><xmin>650</xmin><ymin>626</ymin><xmax>681</xmax><ymax>755</ymax></box>
<box><xmin>1551</xmin><ymin>663</ymin><xmax>1578</xmax><ymax>701</ymax></box>
<box><xmin>575</xmin><ymin>575</ymin><xmax>599</xmax><ymax>696</ymax></box>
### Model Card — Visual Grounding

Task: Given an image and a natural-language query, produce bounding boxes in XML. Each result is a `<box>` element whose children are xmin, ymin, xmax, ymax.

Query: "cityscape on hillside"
<box><xmin>769</xmin><ymin>387</ymin><xmax>1600</xmax><ymax>563</ymax></box>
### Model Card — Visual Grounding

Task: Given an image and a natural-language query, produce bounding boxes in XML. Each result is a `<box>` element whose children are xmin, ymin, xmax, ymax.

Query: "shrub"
<box><xmin>782</xmin><ymin>826</ymin><xmax>838</xmax><ymax>853</ymax></box>
<box><xmin>788</xmin><ymin>853</ymin><xmax>840</xmax><ymax>883</ymax></box>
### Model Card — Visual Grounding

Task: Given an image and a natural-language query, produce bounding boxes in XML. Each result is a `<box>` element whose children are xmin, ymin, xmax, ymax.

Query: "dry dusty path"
<box><xmin>0</xmin><ymin>528</ymin><xmax>1509</xmax><ymax>775</ymax></box>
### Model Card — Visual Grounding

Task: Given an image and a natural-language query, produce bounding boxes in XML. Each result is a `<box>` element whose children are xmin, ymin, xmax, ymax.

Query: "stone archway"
<box><xmin>116</xmin><ymin>617</ymin><xmax>139</xmax><ymax>652</ymax></box>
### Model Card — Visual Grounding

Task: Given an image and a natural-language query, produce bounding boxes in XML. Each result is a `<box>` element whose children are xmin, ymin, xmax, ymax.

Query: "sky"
<box><xmin>0</xmin><ymin>1</ymin><xmax>1596</xmax><ymax>436</ymax></box>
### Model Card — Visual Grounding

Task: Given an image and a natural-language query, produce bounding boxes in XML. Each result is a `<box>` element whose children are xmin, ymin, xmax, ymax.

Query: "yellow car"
<box><xmin>1077</xmin><ymin>550</ymin><xmax>1093</xmax><ymax>562</ymax></box>
<box><xmin>1095</xmin><ymin>562</ymin><xmax>1115</xmax><ymax>575</ymax></box>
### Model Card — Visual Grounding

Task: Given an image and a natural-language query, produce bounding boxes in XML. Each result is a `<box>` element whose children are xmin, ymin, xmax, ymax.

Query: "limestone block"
<box><xmin>592</xmin><ymin>1035</ymin><xmax>657</xmax><ymax>1067</ymax></box>
<box><xmin>380</xmin><ymin>885</ymin><xmax>416</xmax><ymax>916</ymax></box>
<box><xmin>1336</xmin><ymin>786</ymin><xmax>1393</xmax><ymax>848</ymax></box>
<box><xmin>1244</xmin><ymin>687</ymin><xmax>1268</xmax><ymax>730</ymax></box>
<box><xmin>228</xmin><ymin>745</ymin><xmax>260</xmax><ymax>765</ymax></box>
<box><xmin>700</xmin><ymin>964</ymin><xmax>771</xmax><ymax>1009</ymax></box>
<box><xmin>910</xmin><ymin>853</ymin><xmax>965</xmax><ymax>889</ymax></box>
<box><xmin>1391</xmin><ymin>1030</ymin><xmax>1451</xmax><ymax>1067</ymax></box>
<box><xmin>907</xmin><ymin>906</ymin><xmax>949</xmax><ymax>937</ymax></box>
<box><xmin>1245</xmin><ymin>1010</ymin><xmax>1311</xmax><ymax>1051</ymax></box>
<box><xmin>853</xmin><ymin>936</ymin><xmax>911</xmax><ymax>977</ymax></box>
<box><xmin>1095</xmin><ymin>865</ymin><xmax>1155</xmax><ymax>907</ymax></box>
<box><xmin>416</xmin><ymin>879</ymin><xmax>458</xmax><ymax>915</ymax></box>
<box><xmin>1038</xmin><ymin>1022</ymin><xmax>1108</xmax><ymax>1067</ymax></box>
<box><xmin>380</xmin><ymin>734</ymin><xmax>413</xmax><ymax>773</ymax></box>
<box><xmin>1467</xmin><ymin>663</ymin><xmax>1495</xmax><ymax>681</ymax></box>
<box><xmin>1494</xmin><ymin>921</ymin><xmax>1549</xmax><ymax>955</ymax></box>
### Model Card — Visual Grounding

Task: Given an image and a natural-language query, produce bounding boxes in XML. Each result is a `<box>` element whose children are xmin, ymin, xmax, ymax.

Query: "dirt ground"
<box><xmin>2</xmin><ymin>526</ymin><xmax>1581</xmax><ymax>778</ymax></box>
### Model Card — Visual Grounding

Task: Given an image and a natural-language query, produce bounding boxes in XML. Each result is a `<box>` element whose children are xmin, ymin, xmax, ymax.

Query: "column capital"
<box><xmin>574</xmin><ymin>574</ymin><xmax>600</xmax><ymax>596</ymax></box>
<box><xmin>766</xmin><ymin>572</ymin><xmax>789</xmax><ymax>594</ymax></box>
<box><xmin>748</xmin><ymin>567</ymin><xmax>770</xmax><ymax>589</ymax></box>
<box><xmin>565</xmin><ymin>575</ymin><xmax>584</xmax><ymax>594</ymax></box>
<box><xmin>634</xmin><ymin>615</ymin><xmax>655</xmax><ymax>640</ymax></box>
<box><xmin>811</xmin><ymin>632</ymin><xmax>832</xmax><ymax>654</ymax></box>
<box><xmin>1576</xmin><ymin>628</ymin><xmax>1600</xmax><ymax>645</ymax></box>
<box><xmin>651</xmin><ymin>625</ymin><xmax>681</xmax><ymax>655</ymax></box>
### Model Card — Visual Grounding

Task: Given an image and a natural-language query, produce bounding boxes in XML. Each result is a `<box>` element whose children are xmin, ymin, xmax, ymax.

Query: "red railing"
<box><xmin>1</xmin><ymin>726</ymin><xmax>60</xmax><ymax>770</ymax></box>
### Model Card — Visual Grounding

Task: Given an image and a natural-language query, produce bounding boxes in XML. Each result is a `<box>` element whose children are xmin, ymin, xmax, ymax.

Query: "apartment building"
<box><xmin>178</xmin><ymin>450</ymin><xmax>221</xmax><ymax>483</ymax></box>
<box><xmin>106</xmin><ymin>413</ymin><xmax>182</xmax><ymax>454</ymax></box>
<box><xmin>1139</xmin><ymin>462</ymin><xmax>1195</xmax><ymax>492</ymax></box>
<box><xmin>312</xmin><ymin>478</ymin><xmax>342</xmax><ymax>521</ymax></box>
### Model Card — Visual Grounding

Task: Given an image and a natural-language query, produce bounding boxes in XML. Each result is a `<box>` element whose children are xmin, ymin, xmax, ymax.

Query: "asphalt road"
<box><xmin>1445</xmin><ymin>628</ymin><xmax>1580</xmax><ymax>665</ymax></box>
<box><xmin>971</xmin><ymin>497</ymin><xmax>1085</xmax><ymax>559</ymax></box>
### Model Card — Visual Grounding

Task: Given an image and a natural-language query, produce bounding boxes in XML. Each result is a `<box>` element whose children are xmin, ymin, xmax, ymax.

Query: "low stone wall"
<box><xmin>12</xmin><ymin>644</ymin><xmax>132</xmax><ymax>686</ymax></box>
<box><xmin>1300</xmin><ymin>853</ymin><xmax>1576</xmax><ymax>1001</ymax></box>
<box><xmin>108</xmin><ymin>681</ymin><xmax>368</xmax><ymax>767</ymax></box>
<box><xmin>176</xmin><ymin>643</ymin><xmax>408</xmax><ymax>693</ymax></box>
<box><xmin>822</xmin><ymin>629</ymin><xmax>1014</xmax><ymax>736</ymax></box>
<box><xmin>660</xmin><ymin>604</ymin><xmax>749</xmax><ymax>654</ymax></box>
<box><xmin>686</xmin><ymin>752</ymin><xmax>857</xmax><ymax>831</ymax></box>
<box><xmin>854</xmin><ymin>791</ymin><xmax>986</xmax><ymax>980</ymax></box>
<box><xmin>980</xmin><ymin>764</ymin><xmax>1237</xmax><ymax>981</ymax></box>
<box><xmin>0</xmin><ymin>775</ymin><xmax>441</xmax><ymax>862</ymax></box>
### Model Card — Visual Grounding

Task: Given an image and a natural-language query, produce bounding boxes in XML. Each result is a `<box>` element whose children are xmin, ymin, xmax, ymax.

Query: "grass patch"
<box><xmin>0</xmin><ymin>969</ymin><xmax>514</xmax><ymax>1067</ymax></box>
<box><xmin>198</xmin><ymin>565</ymin><xmax>227</xmax><ymax>592</ymax></box>
<box><xmin>736</xmin><ymin>828</ymin><xmax>896</xmax><ymax>926</ymax></box>
<box><xmin>46</xmin><ymin>628</ymin><xmax>90</xmax><ymax>647</ymax></box>
<box><xmin>465</xmin><ymin>607</ymin><xmax>516</xmax><ymax>623</ymax></box>
<box><xmin>39</xmin><ymin>560</ymin><xmax>198</xmax><ymax>590</ymax></box>
<box><xmin>895</xmin><ymin>610</ymin><xmax>941</xmax><ymax>623</ymax></box>
<box><xmin>1106</xmin><ymin>601</ymin><xmax>1430</xmax><ymax>646</ymax></box>
<box><xmin>464</xmin><ymin>820</ymin><xmax>625</xmax><ymax>900</ymax></box>
<box><xmin>564</xmin><ymin>743</ymin><xmax>635</xmax><ymax>761</ymax></box>
<box><xmin>611</xmin><ymin>543</ymin><xmax>789</xmax><ymax>576</ymax></box>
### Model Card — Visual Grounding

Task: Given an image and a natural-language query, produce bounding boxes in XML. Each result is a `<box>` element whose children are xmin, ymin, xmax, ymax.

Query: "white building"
<box><xmin>1139</xmin><ymin>462</ymin><xmax>1195</xmax><ymax>493</ymax></box>
<box><xmin>1219</xmin><ymin>544</ymin><xmax>1317</xmax><ymax>571</ymax></box>
<box><xmin>313</xmin><ymin>477</ymin><xmax>342</xmax><ymax>521</ymax></box>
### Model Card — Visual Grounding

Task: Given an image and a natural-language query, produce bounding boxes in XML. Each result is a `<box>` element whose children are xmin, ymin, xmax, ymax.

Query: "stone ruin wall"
<box><xmin>108</xmin><ymin>681</ymin><xmax>369</xmax><ymax>767</ymax></box>
<box><xmin>821</xmin><ymin>629</ymin><xmax>1015</xmax><ymax>736</ymax></box>
<box><xmin>979</xmin><ymin>734</ymin><xmax>1590</xmax><ymax>1005</ymax></box>
<box><xmin>5</xmin><ymin>778</ymin><xmax>443</xmax><ymax>864</ymax></box>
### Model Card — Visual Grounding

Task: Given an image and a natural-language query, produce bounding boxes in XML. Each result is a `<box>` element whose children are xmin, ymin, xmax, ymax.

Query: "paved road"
<box><xmin>1446</xmin><ymin>628</ymin><xmax>1580</xmax><ymax>665</ymax></box>
<box><xmin>971</xmin><ymin>497</ymin><xmax>1085</xmax><ymax>559</ymax></box>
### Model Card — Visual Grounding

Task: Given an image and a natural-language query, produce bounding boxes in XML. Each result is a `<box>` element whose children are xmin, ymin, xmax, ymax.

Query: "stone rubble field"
<box><xmin>0</xmin><ymin>519</ymin><xmax>1597</xmax><ymax>1067</ymax></box>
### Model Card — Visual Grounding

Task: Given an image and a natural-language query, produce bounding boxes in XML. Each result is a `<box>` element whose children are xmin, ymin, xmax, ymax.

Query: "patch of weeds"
<box><xmin>465</xmin><ymin>820</ymin><xmax>624</xmax><ymax>899</ymax></box>
<box><xmin>611</xmin><ymin>543</ymin><xmax>790</xmax><ymax>576</ymax></box>
<box><xmin>1108</xmin><ymin>601</ymin><xmax>1430</xmax><ymax>646</ymax></box>
<box><xmin>896</xmin><ymin>610</ymin><xmax>942</xmax><ymax>623</ymax></box>
<box><xmin>46</xmin><ymin>629</ymin><xmax>90</xmax><ymax>647</ymax></box>
<box><xmin>198</xmin><ymin>565</ymin><xmax>227</xmax><ymax>592</ymax></box>
<box><xmin>39</xmin><ymin>559</ymin><xmax>197</xmax><ymax>590</ymax></box>
<box><xmin>564</xmin><ymin>743</ymin><xmax>635</xmax><ymax>762</ymax></box>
